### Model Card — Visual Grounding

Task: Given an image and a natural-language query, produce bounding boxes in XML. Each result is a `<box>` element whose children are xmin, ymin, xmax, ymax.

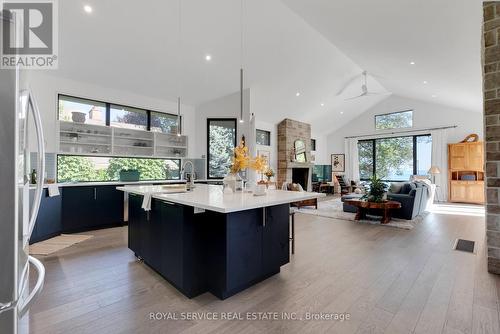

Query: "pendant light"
<box><xmin>239</xmin><ymin>0</ymin><xmax>244</xmax><ymax>124</ymax></box>
<box><xmin>177</xmin><ymin>0</ymin><xmax>182</xmax><ymax>136</ymax></box>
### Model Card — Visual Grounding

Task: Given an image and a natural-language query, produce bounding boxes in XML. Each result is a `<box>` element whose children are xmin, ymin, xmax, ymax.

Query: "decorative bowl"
<box><xmin>71</xmin><ymin>111</ymin><xmax>86</xmax><ymax>123</ymax></box>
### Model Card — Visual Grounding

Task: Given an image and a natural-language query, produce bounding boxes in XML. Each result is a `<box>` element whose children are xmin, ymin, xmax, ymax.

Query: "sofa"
<box><xmin>341</xmin><ymin>181</ymin><xmax>432</xmax><ymax>220</ymax></box>
<box><xmin>386</xmin><ymin>182</ymin><xmax>426</xmax><ymax>220</ymax></box>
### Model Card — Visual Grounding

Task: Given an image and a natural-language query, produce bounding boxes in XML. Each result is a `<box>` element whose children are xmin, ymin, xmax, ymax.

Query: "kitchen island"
<box><xmin>117</xmin><ymin>184</ymin><xmax>324</xmax><ymax>299</ymax></box>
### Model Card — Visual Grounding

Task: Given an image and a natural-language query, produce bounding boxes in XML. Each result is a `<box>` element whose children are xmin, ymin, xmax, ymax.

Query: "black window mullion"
<box><xmin>105</xmin><ymin>103</ymin><xmax>110</xmax><ymax>126</ymax></box>
<box><xmin>372</xmin><ymin>139</ymin><xmax>376</xmax><ymax>178</ymax></box>
<box><xmin>413</xmin><ymin>136</ymin><xmax>417</xmax><ymax>175</ymax></box>
<box><xmin>147</xmin><ymin>110</ymin><xmax>151</xmax><ymax>131</ymax></box>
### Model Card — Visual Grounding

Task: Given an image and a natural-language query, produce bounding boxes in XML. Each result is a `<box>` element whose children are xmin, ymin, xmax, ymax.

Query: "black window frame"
<box><xmin>58</xmin><ymin>94</ymin><xmax>181</xmax><ymax>134</ymax></box>
<box><xmin>207</xmin><ymin>118</ymin><xmax>237</xmax><ymax>180</ymax></box>
<box><xmin>109</xmin><ymin>103</ymin><xmax>149</xmax><ymax>131</ymax></box>
<box><xmin>374</xmin><ymin>109</ymin><xmax>413</xmax><ymax>130</ymax></box>
<box><xmin>358</xmin><ymin>133</ymin><xmax>431</xmax><ymax>182</ymax></box>
<box><xmin>311</xmin><ymin>139</ymin><xmax>317</xmax><ymax>151</ymax></box>
<box><xmin>256</xmin><ymin>129</ymin><xmax>271</xmax><ymax>146</ymax></box>
<box><xmin>56</xmin><ymin>154</ymin><xmax>181</xmax><ymax>183</ymax></box>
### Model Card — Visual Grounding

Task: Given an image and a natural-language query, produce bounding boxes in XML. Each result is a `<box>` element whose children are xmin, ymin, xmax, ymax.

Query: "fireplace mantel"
<box><xmin>287</xmin><ymin>162</ymin><xmax>314</xmax><ymax>169</ymax></box>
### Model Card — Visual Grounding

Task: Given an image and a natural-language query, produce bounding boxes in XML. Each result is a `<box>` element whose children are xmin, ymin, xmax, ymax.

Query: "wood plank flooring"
<box><xmin>29</xmin><ymin>204</ymin><xmax>499</xmax><ymax>334</ymax></box>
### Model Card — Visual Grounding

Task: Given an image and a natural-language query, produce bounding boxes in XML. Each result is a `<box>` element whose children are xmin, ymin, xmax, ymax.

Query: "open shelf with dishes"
<box><xmin>58</xmin><ymin>121</ymin><xmax>188</xmax><ymax>159</ymax></box>
<box><xmin>59</xmin><ymin>121</ymin><xmax>112</xmax><ymax>155</ymax></box>
<box><xmin>112</xmin><ymin>127</ymin><xmax>154</xmax><ymax>157</ymax></box>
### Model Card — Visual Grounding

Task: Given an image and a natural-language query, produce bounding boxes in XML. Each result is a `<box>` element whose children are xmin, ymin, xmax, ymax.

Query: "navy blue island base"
<box><xmin>127</xmin><ymin>193</ymin><xmax>290</xmax><ymax>300</ymax></box>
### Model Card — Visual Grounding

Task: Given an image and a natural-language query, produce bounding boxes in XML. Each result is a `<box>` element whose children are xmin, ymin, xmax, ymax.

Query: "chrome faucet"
<box><xmin>182</xmin><ymin>161</ymin><xmax>196</xmax><ymax>191</ymax></box>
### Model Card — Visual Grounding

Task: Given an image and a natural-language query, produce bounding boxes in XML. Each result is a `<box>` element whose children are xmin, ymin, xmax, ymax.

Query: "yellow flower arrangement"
<box><xmin>230</xmin><ymin>137</ymin><xmax>268</xmax><ymax>174</ymax></box>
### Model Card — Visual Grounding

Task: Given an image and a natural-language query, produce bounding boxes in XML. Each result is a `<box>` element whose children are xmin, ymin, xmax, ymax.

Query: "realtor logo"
<box><xmin>1</xmin><ymin>0</ymin><xmax>58</xmax><ymax>69</ymax></box>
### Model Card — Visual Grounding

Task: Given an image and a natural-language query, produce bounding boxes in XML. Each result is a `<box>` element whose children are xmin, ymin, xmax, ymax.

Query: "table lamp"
<box><xmin>428</xmin><ymin>166</ymin><xmax>441</xmax><ymax>184</ymax></box>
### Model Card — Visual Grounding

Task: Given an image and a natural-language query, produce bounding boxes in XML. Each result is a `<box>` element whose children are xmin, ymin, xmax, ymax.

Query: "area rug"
<box><xmin>296</xmin><ymin>198</ymin><xmax>426</xmax><ymax>230</ymax></box>
<box><xmin>29</xmin><ymin>234</ymin><xmax>93</xmax><ymax>256</ymax></box>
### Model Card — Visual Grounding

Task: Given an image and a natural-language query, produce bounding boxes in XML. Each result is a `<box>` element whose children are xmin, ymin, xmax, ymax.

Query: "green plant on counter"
<box><xmin>362</xmin><ymin>175</ymin><xmax>388</xmax><ymax>203</ymax></box>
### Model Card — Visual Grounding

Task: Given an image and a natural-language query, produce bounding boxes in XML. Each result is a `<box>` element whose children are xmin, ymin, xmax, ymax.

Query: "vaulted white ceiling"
<box><xmin>50</xmin><ymin>0</ymin><xmax>482</xmax><ymax>136</ymax></box>
<box><xmin>282</xmin><ymin>0</ymin><xmax>484</xmax><ymax>113</ymax></box>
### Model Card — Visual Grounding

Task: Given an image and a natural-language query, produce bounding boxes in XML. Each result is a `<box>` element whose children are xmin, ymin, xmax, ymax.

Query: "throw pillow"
<box><xmin>389</xmin><ymin>182</ymin><xmax>404</xmax><ymax>194</ymax></box>
<box><xmin>401</xmin><ymin>182</ymin><xmax>416</xmax><ymax>194</ymax></box>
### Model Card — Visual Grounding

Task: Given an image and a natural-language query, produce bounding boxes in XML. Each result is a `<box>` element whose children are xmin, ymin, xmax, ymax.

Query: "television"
<box><xmin>312</xmin><ymin>165</ymin><xmax>332</xmax><ymax>182</ymax></box>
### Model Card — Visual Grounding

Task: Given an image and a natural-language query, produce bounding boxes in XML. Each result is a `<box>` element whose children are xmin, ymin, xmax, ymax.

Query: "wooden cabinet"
<box><xmin>467</xmin><ymin>143</ymin><xmax>484</xmax><ymax>170</ymax></box>
<box><xmin>448</xmin><ymin>142</ymin><xmax>484</xmax><ymax>204</ymax></box>
<box><xmin>449</xmin><ymin>142</ymin><xmax>483</xmax><ymax>171</ymax></box>
<box><xmin>449</xmin><ymin>181</ymin><xmax>485</xmax><ymax>204</ymax></box>
<box><xmin>449</xmin><ymin>144</ymin><xmax>467</xmax><ymax>170</ymax></box>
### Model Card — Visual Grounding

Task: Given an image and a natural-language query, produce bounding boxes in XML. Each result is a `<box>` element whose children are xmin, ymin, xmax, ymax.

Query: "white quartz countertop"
<box><xmin>117</xmin><ymin>184</ymin><xmax>325</xmax><ymax>213</ymax></box>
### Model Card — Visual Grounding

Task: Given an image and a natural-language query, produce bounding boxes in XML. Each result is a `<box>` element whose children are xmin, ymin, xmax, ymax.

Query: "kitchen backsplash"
<box><xmin>29</xmin><ymin>152</ymin><xmax>57</xmax><ymax>181</ymax></box>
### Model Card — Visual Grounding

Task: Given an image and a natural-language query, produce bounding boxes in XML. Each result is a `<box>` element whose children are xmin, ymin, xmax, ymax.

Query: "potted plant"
<box><xmin>362</xmin><ymin>175</ymin><xmax>388</xmax><ymax>203</ymax></box>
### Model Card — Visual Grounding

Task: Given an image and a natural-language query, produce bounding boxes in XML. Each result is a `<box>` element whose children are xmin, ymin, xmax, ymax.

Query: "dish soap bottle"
<box><xmin>30</xmin><ymin>169</ymin><xmax>37</xmax><ymax>184</ymax></box>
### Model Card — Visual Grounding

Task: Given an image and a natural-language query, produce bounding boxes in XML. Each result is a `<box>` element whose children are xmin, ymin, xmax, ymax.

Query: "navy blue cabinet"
<box><xmin>61</xmin><ymin>186</ymin><xmax>95</xmax><ymax>232</ymax></box>
<box><xmin>128</xmin><ymin>193</ymin><xmax>145</xmax><ymax>256</ymax></box>
<box><xmin>29</xmin><ymin>188</ymin><xmax>62</xmax><ymax>244</ymax></box>
<box><xmin>95</xmin><ymin>185</ymin><xmax>124</xmax><ymax>226</ymax></box>
<box><xmin>128</xmin><ymin>195</ymin><xmax>206</xmax><ymax>297</ymax></box>
<box><xmin>263</xmin><ymin>204</ymin><xmax>290</xmax><ymax>271</ymax></box>
<box><xmin>225</xmin><ymin>209</ymin><xmax>264</xmax><ymax>292</ymax></box>
<box><xmin>210</xmin><ymin>204</ymin><xmax>290</xmax><ymax>299</ymax></box>
<box><xmin>62</xmin><ymin>185</ymin><xmax>124</xmax><ymax>233</ymax></box>
<box><xmin>155</xmin><ymin>200</ymin><xmax>184</xmax><ymax>289</ymax></box>
<box><xmin>127</xmin><ymin>194</ymin><xmax>290</xmax><ymax>300</ymax></box>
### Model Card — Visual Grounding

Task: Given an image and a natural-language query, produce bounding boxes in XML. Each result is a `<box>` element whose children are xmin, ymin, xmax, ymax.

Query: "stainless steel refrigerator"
<box><xmin>0</xmin><ymin>10</ymin><xmax>46</xmax><ymax>334</ymax></box>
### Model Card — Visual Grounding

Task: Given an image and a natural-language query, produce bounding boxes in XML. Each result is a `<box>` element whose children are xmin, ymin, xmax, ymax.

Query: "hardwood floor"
<box><xmin>29</xmin><ymin>204</ymin><xmax>499</xmax><ymax>334</ymax></box>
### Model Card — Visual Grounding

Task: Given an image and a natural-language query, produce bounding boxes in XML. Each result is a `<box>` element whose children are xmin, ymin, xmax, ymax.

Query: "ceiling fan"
<box><xmin>341</xmin><ymin>70</ymin><xmax>390</xmax><ymax>101</ymax></box>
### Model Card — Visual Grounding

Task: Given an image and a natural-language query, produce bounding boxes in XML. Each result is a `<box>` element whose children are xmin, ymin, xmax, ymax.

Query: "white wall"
<box><xmin>255</xmin><ymin>119</ymin><xmax>277</xmax><ymax>173</ymax></box>
<box><xmin>311</xmin><ymin>133</ymin><xmax>329</xmax><ymax>165</ymax></box>
<box><xmin>194</xmin><ymin>89</ymin><xmax>252</xmax><ymax>158</ymax></box>
<box><xmin>194</xmin><ymin>89</ymin><xmax>254</xmax><ymax>180</ymax></box>
<box><xmin>327</xmin><ymin>95</ymin><xmax>483</xmax><ymax>155</ymax></box>
<box><xmin>28</xmin><ymin>73</ymin><xmax>196</xmax><ymax>155</ymax></box>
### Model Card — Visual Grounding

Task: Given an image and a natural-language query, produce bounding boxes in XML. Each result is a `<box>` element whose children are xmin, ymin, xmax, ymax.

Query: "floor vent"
<box><xmin>454</xmin><ymin>239</ymin><xmax>476</xmax><ymax>253</ymax></box>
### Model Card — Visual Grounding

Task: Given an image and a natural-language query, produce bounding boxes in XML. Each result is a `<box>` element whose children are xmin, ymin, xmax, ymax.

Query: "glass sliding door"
<box><xmin>375</xmin><ymin>136</ymin><xmax>413</xmax><ymax>181</ymax></box>
<box><xmin>358</xmin><ymin>140</ymin><xmax>374</xmax><ymax>180</ymax></box>
<box><xmin>416</xmin><ymin>135</ymin><xmax>432</xmax><ymax>175</ymax></box>
<box><xmin>358</xmin><ymin>134</ymin><xmax>432</xmax><ymax>181</ymax></box>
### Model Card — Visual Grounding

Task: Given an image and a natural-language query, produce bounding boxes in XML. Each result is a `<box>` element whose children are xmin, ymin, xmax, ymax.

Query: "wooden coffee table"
<box><xmin>344</xmin><ymin>200</ymin><xmax>402</xmax><ymax>224</ymax></box>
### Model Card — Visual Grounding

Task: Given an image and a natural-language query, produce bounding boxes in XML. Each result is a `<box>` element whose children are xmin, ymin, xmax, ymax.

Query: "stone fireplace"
<box><xmin>292</xmin><ymin>167</ymin><xmax>310</xmax><ymax>191</ymax></box>
<box><xmin>277</xmin><ymin>119</ymin><xmax>313</xmax><ymax>191</ymax></box>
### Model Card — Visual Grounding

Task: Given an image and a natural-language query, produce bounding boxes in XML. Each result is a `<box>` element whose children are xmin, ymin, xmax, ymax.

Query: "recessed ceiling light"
<box><xmin>340</xmin><ymin>111</ymin><xmax>344</xmax><ymax>114</ymax></box>
<box><xmin>410</xmin><ymin>61</ymin><xmax>415</xmax><ymax>65</ymax></box>
<box><xmin>431</xmin><ymin>94</ymin><xmax>437</xmax><ymax>98</ymax></box>
<box><xmin>296</xmin><ymin>92</ymin><xmax>300</xmax><ymax>97</ymax></box>
<box><xmin>320</xmin><ymin>103</ymin><xmax>324</xmax><ymax>107</ymax></box>
<box><xmin>83</xmin><ymin>5</ymin><xmax>92</xmax><ymax>13</ymax></box>
<box><xmin>205</xmin><ymin>54</ymin><xmax>212</xmax><ymax>61</ymax></box>
<box><xmin>423</xmin><ymin>80</ymin><xmax>428</xmax><ymax>84</ymax></box>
